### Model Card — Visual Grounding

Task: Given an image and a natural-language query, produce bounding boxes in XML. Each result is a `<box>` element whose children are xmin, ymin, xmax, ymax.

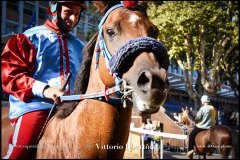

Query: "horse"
<box><xmin>181</xmin><ymin>108</ymin><xmax>238</xmax><ymax>159</ymax></box>
<box><xmin>36</xmin><ymin>1</ymin><xmax>170</xmax><ymax>158</ymax></box>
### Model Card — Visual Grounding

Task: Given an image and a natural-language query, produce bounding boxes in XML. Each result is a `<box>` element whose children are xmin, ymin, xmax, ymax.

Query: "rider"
<box><xmin>2</xmin><ymin>1</ymin><xmax>86</xmax><ymax>159</ymax></box>
<box><xmin>186</xmin><ymin>95</ymin><xmax>217</xmax><ymax>158</ymax></box>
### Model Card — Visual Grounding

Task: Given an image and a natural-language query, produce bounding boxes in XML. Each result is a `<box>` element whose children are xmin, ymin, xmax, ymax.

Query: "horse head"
<box><xmin>93</xmin><ymin>1</ymin><xmax>169</xmax><ymax>114</ymax></box>
<box><xmin>181</xmin><ymin>108</ymin><xmax>195</xmax><ymax>127</ymax></box>
<box><xmin>181</xmin><ymin>109</ymin><xmax>189</xmax><ymax>125</ymax></box>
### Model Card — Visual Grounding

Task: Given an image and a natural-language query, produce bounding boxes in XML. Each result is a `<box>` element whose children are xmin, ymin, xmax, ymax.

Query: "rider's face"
<box><xmin>57</xmin><ymin>3</ymin><xmax>81</xmax><ymax>33</ymax></box>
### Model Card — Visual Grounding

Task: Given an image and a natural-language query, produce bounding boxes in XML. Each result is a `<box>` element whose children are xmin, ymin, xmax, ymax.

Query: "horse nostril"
<box><xmin>137</xmin><ymin>70</ymin><xmax>152</xmax><ymax>90</ymax></box>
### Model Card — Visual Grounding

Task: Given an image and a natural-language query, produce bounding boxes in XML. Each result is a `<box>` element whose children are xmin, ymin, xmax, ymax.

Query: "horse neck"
<box><xmin>85</xmin><ymin>47</ymin><xmax>133</xmax><ymax>118</ymax></box>
<box><xmin>82</xmin><ymin>50</ymin><xmax>132</xmax><ymax>150</ymax></box>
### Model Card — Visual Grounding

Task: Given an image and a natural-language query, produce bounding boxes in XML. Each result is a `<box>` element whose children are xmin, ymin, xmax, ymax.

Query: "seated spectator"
<box><xmin>143</xmin><ymin>119</ymin><xmax>153</xmax><ymax>157</ymax></box>
<box><xmin>173</xmin><ymin>112</ymin><xmax>181</xmax><ymax>123</ymax></box>
<box><xmin>144</xmin><ymin>119</ymin><xmax>153</xmax><ymax>144</ymax></box>
<box><xmin>151</xmin><ymin>120</ymin><xmax>161</xmax><ymax>159</ymax></box>
<box><xmin>230</xmin><ymin>111</ymin><xmax>238</xmax><ymax>129</ymax></box>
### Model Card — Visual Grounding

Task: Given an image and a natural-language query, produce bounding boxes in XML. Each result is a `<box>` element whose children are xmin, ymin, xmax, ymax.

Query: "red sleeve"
<box><xmin>1</xmin><ymin>34</ymin><xmax>36</xmax><ymax>102</ymax></box>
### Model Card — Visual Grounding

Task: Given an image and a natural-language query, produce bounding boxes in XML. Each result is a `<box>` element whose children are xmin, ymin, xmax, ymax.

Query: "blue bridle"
<box><xmin>95</xmin><ymin>4</ymin><xmax>128</xmax><ymax>86</ymax></box>
<box><xmin>60</xmin><ymin>4</ymin><xmax>135</xmax><ymax>105</ymax></box>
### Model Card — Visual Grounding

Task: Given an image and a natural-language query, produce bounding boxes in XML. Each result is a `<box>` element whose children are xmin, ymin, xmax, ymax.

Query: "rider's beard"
<box><xmin>57</xmin><ymin>18</ymin><xmax>74</xmax><ymax>34</ymax></box>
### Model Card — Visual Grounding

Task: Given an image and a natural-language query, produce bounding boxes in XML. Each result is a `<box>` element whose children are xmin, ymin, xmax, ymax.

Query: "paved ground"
<box><xmin>123</xmin><ymin>149</ymin><xmax>223</xmax><ymax>159</ymax></box>
<box><xmin>123</xmin><ymin>150</ymin><xmax>141</xmax><ymax>159</ymax></box>
<box><xmin>1</xmin><ymin>102</ymin><xmax>13</xmax><ymax>157</ymax></box>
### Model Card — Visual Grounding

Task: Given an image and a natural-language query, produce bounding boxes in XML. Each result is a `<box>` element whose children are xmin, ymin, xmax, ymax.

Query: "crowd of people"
<box><xmin>218</xmin><ymin>106</ymin><xmax>239</xmax><ymax>130</ymax></box>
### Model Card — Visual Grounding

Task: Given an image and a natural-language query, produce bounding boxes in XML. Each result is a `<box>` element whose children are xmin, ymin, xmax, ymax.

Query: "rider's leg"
<box><xmin>187</xmin><ymin>127</ymin><xmax>205</xmax><ymax>157</ymax></box>
<box><xmin>3</xmin><ymin>110</ymin><xmax>49</xmax><ymax>159</ymax></box>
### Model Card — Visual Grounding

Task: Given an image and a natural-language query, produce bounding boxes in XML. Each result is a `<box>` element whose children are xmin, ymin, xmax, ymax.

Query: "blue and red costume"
<box><xmin>1</xmin><ymin>19</ymin><xmax>84</xmax><ymax>159</ymax></box>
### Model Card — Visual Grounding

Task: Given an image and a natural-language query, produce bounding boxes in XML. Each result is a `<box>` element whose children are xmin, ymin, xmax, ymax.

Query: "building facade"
<box><xmin>1</xmin><ymin>1</ymin><xmax>101</xmax><ymax>47</ymax></box>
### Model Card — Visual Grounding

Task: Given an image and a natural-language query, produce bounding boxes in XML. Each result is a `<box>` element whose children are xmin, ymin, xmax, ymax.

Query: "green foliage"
<box><xmin>147</xmin><ymin>1</ymin><xmax>239</xmax><ymax>92</ymax></box>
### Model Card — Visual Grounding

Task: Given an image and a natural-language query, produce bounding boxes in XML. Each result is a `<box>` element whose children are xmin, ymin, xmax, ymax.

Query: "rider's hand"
<box><xmin>43</xmin><ymin>86</ymin><xmax>66</xmax><ymax>105</ymax></box>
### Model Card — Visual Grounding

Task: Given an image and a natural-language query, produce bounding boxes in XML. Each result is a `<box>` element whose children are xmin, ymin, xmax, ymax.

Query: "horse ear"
<box><xmin>138</xmin><ymin>1</ymin><xmax>148</xmax><ymax>11</ymax></box>
<box><xmin>92</xmin><ymin>1</ymin><xmax>108</xmax><ymax>14</ymax></box>
<box><xmin>182</xmin><ymin>107</ymin><xmax>185</xmax><ymax>112</ymax></box>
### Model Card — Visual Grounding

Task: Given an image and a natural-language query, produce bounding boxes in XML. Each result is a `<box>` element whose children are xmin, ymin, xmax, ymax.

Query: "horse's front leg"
<box><xmin>188</xmin><ymin>153</ymin><xmax>193</xmax><ymax>159</ymax></box>
<box><xmin>220</xmin><ymin>155</ymin><xmax>229</xmax><ymax>159</ymax></box>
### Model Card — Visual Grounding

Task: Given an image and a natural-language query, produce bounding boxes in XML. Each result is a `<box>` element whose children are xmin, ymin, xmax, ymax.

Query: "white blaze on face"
<box><xmin>129</xmin><ymin>13</ymin><xmax>141</xmax><ymax>24</ymax></box>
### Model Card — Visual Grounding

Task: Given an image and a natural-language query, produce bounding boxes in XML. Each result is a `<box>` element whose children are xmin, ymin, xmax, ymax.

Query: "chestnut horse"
<box><xmin>181</xmin><ymin>108</ymin><xmax>238</xmax><ymax>159</ymax></box>
<box><xmin>36</xmin><ymin>2</ymin><xmax>169</xmax><ymax>158</ymax></box>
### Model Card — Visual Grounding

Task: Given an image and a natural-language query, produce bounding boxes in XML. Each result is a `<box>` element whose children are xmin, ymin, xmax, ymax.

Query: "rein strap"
<box><xmin>59</xmin><ymin>80</ymin><xmax>133</xmax><ymax>107</ymax></box>
<box><xmin>60</xmin><ymin>86</ymin><xmax>121</xmax><ymax>102</ymax></box>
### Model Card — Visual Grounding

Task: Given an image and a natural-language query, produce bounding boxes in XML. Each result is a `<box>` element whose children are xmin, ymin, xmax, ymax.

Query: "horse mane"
<box><xmin>72</xmin><ymin>32</ymin><xmax>99</xmax><ymax>95</ymax></box>
<box><xmin>56</xmin><ymin>32</ymin><xmax>99</xmax><ymax>119</ymax></box>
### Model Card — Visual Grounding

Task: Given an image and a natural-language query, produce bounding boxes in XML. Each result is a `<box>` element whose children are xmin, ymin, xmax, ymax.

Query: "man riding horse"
<box><xmin>186</xmin><ymin>95</ymin><xmax>217</xmax><ymax>158</ymax></box>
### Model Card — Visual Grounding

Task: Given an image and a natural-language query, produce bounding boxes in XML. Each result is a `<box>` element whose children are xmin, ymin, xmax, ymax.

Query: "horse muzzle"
<box><xmin>108</xmin><ymin>36</ymin><xmax>169</xmax><ymax>112</ymax></box>
<box><xmin>131</xmin><ymin>70</ymin><xmax>169</xmax><ymax>113</ymax></box>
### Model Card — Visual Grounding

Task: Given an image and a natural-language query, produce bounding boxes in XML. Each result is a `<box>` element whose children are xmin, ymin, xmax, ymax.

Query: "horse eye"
<box><xmin>106</xmin><ymin>28</ymin><xmax>115</xmax><ymax>37</ymax></box>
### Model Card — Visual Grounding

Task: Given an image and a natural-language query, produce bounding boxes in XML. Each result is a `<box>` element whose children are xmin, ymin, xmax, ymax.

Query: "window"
<box><xmin>77</xmin><ymin>21</ymin><xmax>85</xmax><ymax>35</ymax></box>
<box><xmin>24</xmin><ymin>2</ymin><xmax>34</xmax><ymax>16</ymax></box>
<box><xmin>39</xmin><ymin>7</ymin><xmax>47</xmax><ymax>20</ymax></box>
<box><xmin>7</xmin><ymin>1</ymin><xmax>18</xmax><ymax>11</ymax></box>
<box><xmin>85</xmin><ymin>26</ymin><xmax>98</xmax><ymax>42</ymax></box>
<box><xmin>5</xmin><ymin>22</ymin><xmax>18</xmax><ymax>34</ymax></box>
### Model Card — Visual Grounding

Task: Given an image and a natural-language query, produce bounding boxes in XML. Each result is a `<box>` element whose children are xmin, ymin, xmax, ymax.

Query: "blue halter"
<box><xmin>95</xmin><ymin>4</ymin><xmax>126</xmax><ymax>86</ymax></box>
<box><xmin>95</xmin><ymin>3</ymin><xmax>148</xmax><ymax>84</ymax></box>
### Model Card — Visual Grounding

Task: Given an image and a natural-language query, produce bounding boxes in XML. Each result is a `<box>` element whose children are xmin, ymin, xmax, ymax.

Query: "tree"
<box><xmin>147</xmin><ymin>1</ymin><xmax>239</xmax><ymax>109</ymax></box>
